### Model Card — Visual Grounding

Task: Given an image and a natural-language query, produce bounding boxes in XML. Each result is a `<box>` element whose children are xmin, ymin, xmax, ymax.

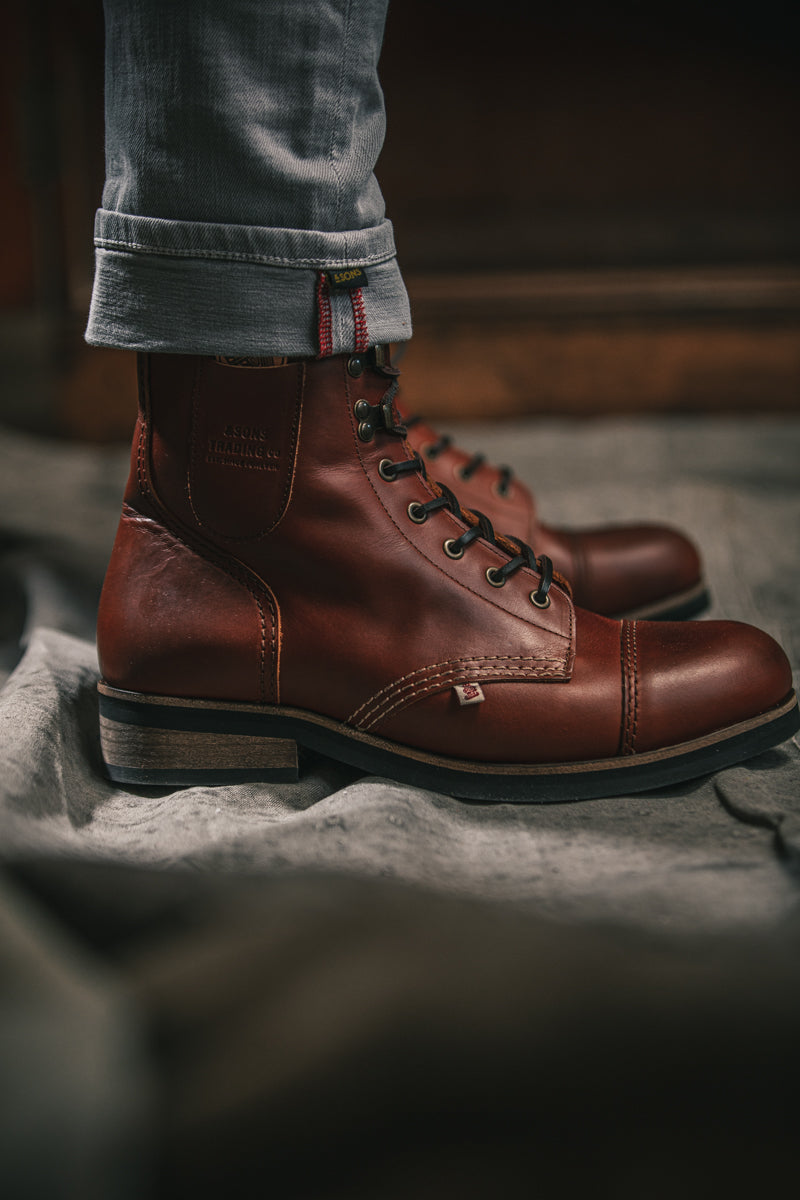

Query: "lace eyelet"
<box><xmin>530</xmin><ymin>590</ymin><xmax>551</xmax><ymax>609</ymax></box>
<box><xmin>491</xmin><ymin>480</ymin><xmax>510</xmax><ymax>500</ymax></box>
<box><xmin>422</xmin><ymin>442</ymin><xmax>438</xmax><ymax>460</ymax></box>
<box><xmin>456</xmin><ymin>465</ymin><xmax>469</xmax><ymax>481</ymax></box>
<box><xmin>378</xmin><ymin>458</ymin><xmax>398</xmax><ymax>481</ymax></box>
<box><xmin>347</xmin><ymin>355</ymin><xmax>365</xmax><ymax>378</ymax></box>
<box><xmin>358</xmin><ymin>422</ymin><xmax>375</xmax><ymax>443</ymax></box>
<box><xmin>407</xmin><ymin>502</ymin><xmax>428</xmax><ymax>524</ymax></box>
<box><xmin>443</xmin><ymin>539</ymin><xmax>464</xmax><ymax>560</ymax></box>
<box><xmin>486</xmin><ymin>567</ymin><xmax>506</xmax><ymax>588</ymax></box>
<box><xmin>354</xmin><ymin>399</ymin><xmax>371</xmax><ymax>419</ymax></box>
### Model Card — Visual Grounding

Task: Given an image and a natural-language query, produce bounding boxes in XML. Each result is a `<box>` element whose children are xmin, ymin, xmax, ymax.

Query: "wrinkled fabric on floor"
<box><xmin>1</xmin><ymin>416</ymin><xmax>799</xmax><ymax>1199</ymax></box>
<box><xmin>2</xmin><ymin>417</ymin><xmax>798</xmax><ymax>934</ymax></box>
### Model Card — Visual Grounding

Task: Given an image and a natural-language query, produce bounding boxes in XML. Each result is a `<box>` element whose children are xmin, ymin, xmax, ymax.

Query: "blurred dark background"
<box><xmin>1</xmin><ymin>0</ymin><xmax>798</xmax><ymax>434</ymax></box>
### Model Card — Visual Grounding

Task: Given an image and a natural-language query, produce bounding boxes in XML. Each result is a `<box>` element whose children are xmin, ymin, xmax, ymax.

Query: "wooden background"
<box><xmin>1</xmin><ymin>0</ymin><xmax>798</xmax><ymax>437</ymax></box>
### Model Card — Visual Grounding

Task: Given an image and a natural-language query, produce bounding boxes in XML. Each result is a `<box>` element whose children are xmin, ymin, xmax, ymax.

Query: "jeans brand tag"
<box><xmin>215</xmin><ymin>356</ymin><xmax>289</xmax><ymax>368</ymax></box>
<box><xmin>327</xmin><ymin>267</ymin><xmax>370</xmax><ymax>291</ymax></box>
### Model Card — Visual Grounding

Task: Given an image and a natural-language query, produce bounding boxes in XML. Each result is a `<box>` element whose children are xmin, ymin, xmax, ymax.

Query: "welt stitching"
<box><xmin>347</xmin><ymin>654</ymin><xmax>565</xmax><ymax>725</ymax></box>
<box><xmin>94</xmin><ymin>239</ymin><xmax>395</xmax><ymax>268</ymax></box>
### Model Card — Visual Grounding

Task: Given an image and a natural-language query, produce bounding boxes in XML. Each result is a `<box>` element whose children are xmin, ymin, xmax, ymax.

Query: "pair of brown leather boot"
<box><xmin>97</xmin><ymin>348</ymin><xmax>798</xmax><ymax>801</ymax></box>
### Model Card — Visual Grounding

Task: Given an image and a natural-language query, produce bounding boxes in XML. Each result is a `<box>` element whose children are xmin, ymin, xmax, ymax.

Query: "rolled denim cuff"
<box><xmin>85</xmin><ymin>210</ymin><xmax>412</xmax><ymax>355</ymax></box>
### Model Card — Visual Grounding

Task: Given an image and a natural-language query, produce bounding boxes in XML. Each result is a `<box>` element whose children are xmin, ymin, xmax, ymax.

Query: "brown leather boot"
<box><xmin>97</xmin><ymin>348</ymin><xmax>798</xmax><ymax>801</ymax></box>
<box><xmin>402</xmin><ymin>407</ymin><xmax>707</xmax><ymax>620</ymax></box>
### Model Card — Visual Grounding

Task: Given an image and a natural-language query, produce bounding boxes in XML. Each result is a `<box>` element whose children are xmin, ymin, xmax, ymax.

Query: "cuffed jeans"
<box><xmin>86</xmin><ymin>0</ymin><xmax>412</xmax><ymax>356</ymax></box>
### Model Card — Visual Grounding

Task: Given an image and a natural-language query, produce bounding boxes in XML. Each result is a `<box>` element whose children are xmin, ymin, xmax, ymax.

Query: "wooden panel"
<box><xmin>398</xmin><ymin>268</ymin><xmax>800</xmax><ymax>418</ymax></box>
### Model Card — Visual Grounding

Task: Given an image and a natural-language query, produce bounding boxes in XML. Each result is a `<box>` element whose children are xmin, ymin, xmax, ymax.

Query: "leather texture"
<box><xmin>98</xmin><ymin>350</ymin><xmax>793</xmax><ymax>766</ymax></box>
<box><xmin>403</xmin><ymin>410</ymin><xmax>703</xmax><ymax>616</ymax></box>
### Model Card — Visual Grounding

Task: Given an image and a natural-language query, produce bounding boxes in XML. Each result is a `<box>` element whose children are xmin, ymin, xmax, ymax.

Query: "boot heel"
<box><xmin>98</xmin><ymin>684</ymin><xmax>299</xmax><ymax>786</ymax></box>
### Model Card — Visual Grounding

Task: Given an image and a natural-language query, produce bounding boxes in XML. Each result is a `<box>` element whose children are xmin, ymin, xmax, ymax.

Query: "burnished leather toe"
<box><xmin>536</xmin><ymin>523</ymin><xmax>705</xmax><ymax>619</ymax></box>
<box><xmin>630</xmin><ymin>618</ymin><xmax>794</xmax><ymax>754</ymax></box>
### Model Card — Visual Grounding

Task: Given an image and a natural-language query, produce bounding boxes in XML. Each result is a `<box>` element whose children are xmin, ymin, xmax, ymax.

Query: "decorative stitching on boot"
<box><xmin>136</xmin><ymin>420</ymin><xmax>149</xmax><ymax>496</ymax></box>
<box><xmin>265</xmin><ymin>362</ymin><xmax>305</xmax><ymax>540</ymax></box>
<box><xmin>349</xmin><ymin>655</ymin><xmax>566</xmax><ymax>731</ymax></box>
<box><xmin>350</xmin><ymin>287</ymin><xmax>369</xmax><ymax>353</ymax></box>
<box><xmin>121</xmin><ymin>504</ymin><xmax>280</xmax><ymax>705</ymax></box>
<box><xmin>316</xmin><ymin>272</ymin><xmax>333</xmax><ymax>358</ymax></box>
<box><xmin>256</xmin><ymin>596</ymin><xmax>268</xmax><ymax>704</ymax></box>
<box><xmin>136</xmin><ymin>357</ymin><xmax>150</xmax><ymax>496</ymax></box>
<box><xmin>620</xmin><ymin>619</ymin><xmax>639</xmax><ymax>755</ymax></box>
<box><xmin>629</xmin><ymin>620</ymin><xmax>639</xmax><ymax>752</ymax></box>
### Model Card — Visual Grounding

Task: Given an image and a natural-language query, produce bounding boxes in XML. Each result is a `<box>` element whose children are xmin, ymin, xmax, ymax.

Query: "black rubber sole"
<box><xmin>98</xmin><ymin>684</ymin><xmax>799</xmax><ymax>803</ymax></box>
<box><xmin>616</xmin><ymin>581</ymin><xmax>710</xmax><ymax>622</ymax></box>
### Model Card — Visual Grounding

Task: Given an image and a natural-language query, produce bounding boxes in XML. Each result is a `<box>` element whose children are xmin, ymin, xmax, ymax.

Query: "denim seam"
<box><xmin>329</xmin><ymin>0</ymin><xmax>352</xmax><ymax>232</ymax></box>
<box><xmin>93</xmin><ymin>240</ymin><xmax>396</xmax><ymax>268</ymax></box>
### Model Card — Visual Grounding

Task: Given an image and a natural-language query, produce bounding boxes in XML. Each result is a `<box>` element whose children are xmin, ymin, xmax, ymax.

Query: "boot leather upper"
<box><xmin>97</xmin><ymin>353</ymin><xmax>792</xmax><ymax>767</ymax></box>
<box><xmin>403</xmin><ymin>412</ymin><xmax>703</xmax><ymax>616</ymax></box>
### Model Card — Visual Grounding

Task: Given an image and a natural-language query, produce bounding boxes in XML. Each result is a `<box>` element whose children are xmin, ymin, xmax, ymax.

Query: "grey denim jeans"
<box><xmin>86</xmin><ymin>0</ymin><xmax>411</xmax><ymax>356</ymax></box>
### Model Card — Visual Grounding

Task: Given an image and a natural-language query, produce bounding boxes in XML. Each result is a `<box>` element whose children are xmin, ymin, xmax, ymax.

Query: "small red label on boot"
<box><xmin>327</xmin><ymin>267</ymin><xmax>370</xmax><ymax>291</ymax></box>
<box><xmin>454</xmin><ymin>683</ymin><xmax>485</xmax><ymax>707</ymax></box>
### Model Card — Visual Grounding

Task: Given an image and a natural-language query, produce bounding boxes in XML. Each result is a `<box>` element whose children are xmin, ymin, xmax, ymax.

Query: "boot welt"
<box><xmin>613</xmin><ymin>581</ymin><xmax>710</xmax><ymax>622</ymax></box>
<box><xmin>97</xmin><ymin>684</ymin><xmax>799</xmax><ymax>804</ymax></box>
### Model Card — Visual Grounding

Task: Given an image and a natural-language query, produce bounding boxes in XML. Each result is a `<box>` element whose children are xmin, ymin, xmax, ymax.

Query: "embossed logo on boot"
<box><xmin>206</xmin><ymin>424</ymin><xmax>281</xmax><ymax>472</ymax></box>
<box><xmin>190</xmin><ymin>356</ymin><xmax>302</xmax><ymax>540</ymax></box>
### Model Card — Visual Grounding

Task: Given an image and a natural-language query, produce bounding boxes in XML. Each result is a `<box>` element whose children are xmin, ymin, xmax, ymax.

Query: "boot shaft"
<box><xmin>101</xmin><ymin>350</ymin><xmax>577</xmax><ymax>722</ymax></box>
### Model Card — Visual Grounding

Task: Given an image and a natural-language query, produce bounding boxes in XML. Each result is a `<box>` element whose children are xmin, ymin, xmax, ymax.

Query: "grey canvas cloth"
<box><xmin>1</xmin><ymin>416</ymin><xmax>798</xmax><ymax>933</ymax></box>
<box><xmin>1</xmin><ymin>415</ymin><xmax>800</xmax><ymax>1199</ymax></box>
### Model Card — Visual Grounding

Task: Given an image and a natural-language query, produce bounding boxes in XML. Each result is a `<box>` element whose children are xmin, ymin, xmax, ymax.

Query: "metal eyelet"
<box><xmin>421</xmin><ymin>442</ymin><xmax>438</xmax><ymax>459</ymax></box>
<box><xmin>456</xmin><ymin>465</ymin><xmax>470</xmax><ymax>481</ymax></box>
<box><xmin>358</xmin><ymin>422</ymin><xmax>375</xmax><ymax>442</ymax></box>
<box><xmin>491</xmin><ymin>480</ymin><xmax>511</xmax><ymax>500</ymax></box>
<box><xmin>407</xmin><ymin>502</ymin><xmax>428</xmax><ymax>524</ymax></box>
<box><xmin>486</xmin><ymin>567</ymin><xmax>506</xmax><ymax>588</ymax></box>
<box><xmin>354</xmin><ymin>399</ymin><xmax>371</xmax><ymax>419</ymax></box>
<box><xmin>378</xmin><ymin>459</ymin><xmax>398</xmax><ymax>481</ymax></box>
<box><xmin>443</xmin><ymin>539</ymin><xmax>464</xmax><ymax>560</ymax></box>
<box><xmin>530</xmin><ymin>590</ymin><xmax>551</xmax><ymax>609</ymax></box>
<box><xmin>347</xmin><ymin>355</ymin><xmax>365</xmax><ymax>378</ymax></box>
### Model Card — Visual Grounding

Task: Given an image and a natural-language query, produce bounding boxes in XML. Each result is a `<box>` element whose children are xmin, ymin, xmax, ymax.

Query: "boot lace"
<box><xmin>404</xmin><ymin>415</ymin><xmax>514</xmax><ymax>496</ymax></box>
<box><xmin>355</xmin><ymin>368</ymin><xmax>553</xmax><ymax>608</ymax></box>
